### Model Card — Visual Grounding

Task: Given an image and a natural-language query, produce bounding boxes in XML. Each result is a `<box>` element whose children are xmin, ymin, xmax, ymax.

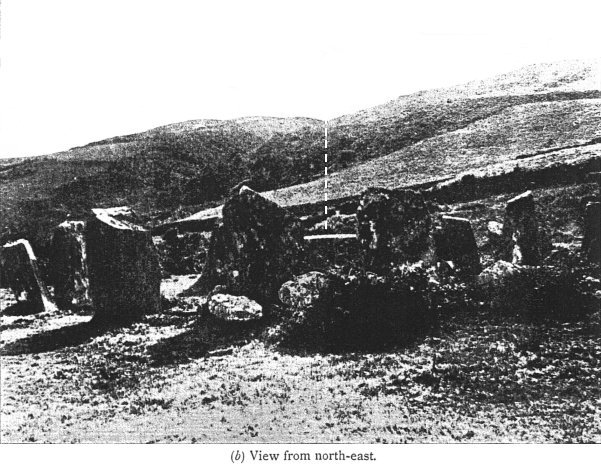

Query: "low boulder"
<box><xmin>0</xmin><ymin>239</ymin><xmax>55</xmax><ymax>313</ymax></box>
<box><xmin>356</xmin><ymin>188</ymin><xmax>431</xmax><ymax>272</ymax></box>
<box><xmin>85</xmin><ymin>210</ymin><xmax>161</xmax><ymax>322</ymax></box>
<box><xmin>477</xmin><ymin>260</ymin><xmax>586</xmax><ymax>320</ymax></box>
<box><xmin>208</xmin><ymin>293</ymin><xmax>263</xmax><ymax>321</ymax></box>
<box><xmin>49</xmin><ymin>220</ymin><xmax>91</xmax><ymax>309</ymax></box>
<box><xmin>477</xmin><ymin>260</ymin><xmax>534</xmax><ymax>313</ymax></box>
<box><xmin>279</xmin><ymin>271</ymin><xmax>332</xmax><ymax>309</ymax></box>
<box><xmin>477</xmin><ymin>260</ymin><xmax>528</xmax><ymax>286</ymax></box>
<box><xmin>432</xmin><ymin>216</ymin><xmax>481</xmax><ymax>276</ymax></box>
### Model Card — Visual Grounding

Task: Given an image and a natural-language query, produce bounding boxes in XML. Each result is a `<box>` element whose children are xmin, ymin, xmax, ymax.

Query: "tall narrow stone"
<box><xmin>0</xmin><ymin>239</ymin><xmax>55</xmax><ymax>313</ymax></box>
<box><xmin>85</xmin><ymin>210</ymin><xmax>161</xmax><ymax>322</ymax></box>
<box><xmin>356</xmin><ymin>188</ymin><xmax>431</xmax><ymax>271</ymax></box>
<box><xmin>502</xmin><ymin>191</ymin><xmax>544</xmax><ymax>265</ymax></box>
<box><xmin>582</xmin><ymin>201</ymin><xmax>601</xmax><ymax>264</ymax></box>
<box><xmin>49</xmin><ymin>220</ymin><xmax>91</xmax><ymax>309</ymax></box>
<box><xmin>433</xmin><ymin>216</ymin><xmax>481</xmax><ymax>276</ymax></box>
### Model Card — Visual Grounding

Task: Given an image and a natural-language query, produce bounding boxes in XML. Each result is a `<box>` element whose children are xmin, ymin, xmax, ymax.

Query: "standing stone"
<box><xmin>582</xmin><ymin>201</ymin><xmax>601</xmax><ymax>264</ymax></box>
<box><xmin>356</xmin><ymin>188</ymin><xmax>431</xmax><ymax>271</ymax></box>
<box><xmin>84</xmin><ymin>210</ymin><xmax>161</xmax><ymax>322</ymax></box>
<box><xmin>432</xmin><ymin>216</ymin><xmax>481</xmax><ymax>276</ymax></box>
<box><xmin>0</xmin><ymin>239</ymin><xmax>55</xmax><ymax>313</ymax></box>
<box><xmin>188</xmin><ymin>188</ymin><xmax>305</xmax><ymax>305</ymax></box>
<box><xmin>502</xmin><ymin>191</ymin><xmax>544</xmax><ymax>265</ymax></box>
<box><xmin>49</xmin><ymin>220</ymin><xmax>91</xmax><ymax>309</ymax></box>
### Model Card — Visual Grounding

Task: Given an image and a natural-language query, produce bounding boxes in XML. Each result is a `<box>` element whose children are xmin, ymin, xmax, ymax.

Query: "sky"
<box><xmin>0</xmin><ymin>0</ymin><xmax>599</xmax><ymax>158</ymax></box>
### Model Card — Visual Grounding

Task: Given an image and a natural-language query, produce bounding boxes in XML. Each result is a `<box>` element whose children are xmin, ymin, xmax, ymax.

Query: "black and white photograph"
<box><xmin>0</xmin><ymin>0</ymin><xmax>600</xmax><ymax>458</ymax></box>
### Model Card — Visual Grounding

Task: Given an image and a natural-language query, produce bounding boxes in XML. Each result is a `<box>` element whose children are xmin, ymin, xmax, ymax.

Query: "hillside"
<box><xmin>1</xmin><ymin>58</ymin><xmax>599</xmax><ymax>246</ymax></box>
<box><xmin>266</xmin><ymin>98</ymin><xmax>601</xmax><ymax>208</ymax></box>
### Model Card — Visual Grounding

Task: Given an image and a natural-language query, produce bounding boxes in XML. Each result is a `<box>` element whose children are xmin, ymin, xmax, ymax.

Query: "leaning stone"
<box><xmin>582</xmin><ymin>202</ymin><xmax>601</xmax><ymax>264</ymax></box>
<box><xmin>279</xmin><ymin>271</ymin><xmax>332</xmax><ymax>309</ymax></box>
<box><xmin>0</xmin><ymin>239</ymin><xmax>55</xmax><ymax>313</ymax></box>
<box><xmin>49</xmin><ymin>220</ymin><xmax>91</xmax><ymax>309</ymax></box>
<box><xmin>432</xmin><ymin>216</ymin><xmax>481</xmax><ymax>275</ymax></box>
<box><xmin>208</xmin><ymin>293</ymin><xmax>263</xmax><ymax>321</ymax></box>
<box><xmin>188</xmin><ymin>188</ymin><xmax>305</xmax><ymax>305</ymax></box>
<box><xmin>502</xmin><ymin>191</ymin><xmax>544</xmax><ymax>265</ymax></box>
<box><xmin>356</xmin><ymin>188</ymin><xmax>431</xmax><ymax>272</ymax></box>
<box><xmin>84</xmin><ymin>210</ymin><xmax>161</xmax><ymax>322</ymax></box>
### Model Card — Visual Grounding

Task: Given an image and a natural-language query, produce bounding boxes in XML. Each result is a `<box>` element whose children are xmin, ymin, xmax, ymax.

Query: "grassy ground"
<box><xmin>1</xmin><ymin>294</ymin><xmax>599</xmax><ymax>443</ymax></box>
<box><xmin>1</xmin><ymin>184</ymin><xmax>599</xmax><ymax>443</ymax></box>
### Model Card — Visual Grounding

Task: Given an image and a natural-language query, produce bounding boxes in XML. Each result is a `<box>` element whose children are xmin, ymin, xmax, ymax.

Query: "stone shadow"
<box><xmin>147</xmin><ymin>315</ymin><xmax>264</xmax><ymax>366</ymax></box>
<box><xmin>1</xmin><ymin>318</ymin><xmax>107</xmax><ymax>355</ymax></box>
<box><xmin>2</xmin><ymin>301</ymin><xmax>42</xmax><ymax>316</ymax></box>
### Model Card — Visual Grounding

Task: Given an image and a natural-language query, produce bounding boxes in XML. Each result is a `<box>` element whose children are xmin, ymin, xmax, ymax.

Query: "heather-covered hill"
<box><xmin>1</xmin><ymin>59</ymin><xmax>599</xmax><ymax>246</ymax></box>
<box><xmin>267</xmin><ymin>98</ymin><xmax>601</xmax><ymax>207</ymax></box>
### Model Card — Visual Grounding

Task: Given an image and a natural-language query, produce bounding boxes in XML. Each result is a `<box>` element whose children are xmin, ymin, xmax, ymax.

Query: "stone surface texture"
<box><xmin>85</xmin><ymin>210</ymin><xmax>161</xmax><ymax>322</ymax></box>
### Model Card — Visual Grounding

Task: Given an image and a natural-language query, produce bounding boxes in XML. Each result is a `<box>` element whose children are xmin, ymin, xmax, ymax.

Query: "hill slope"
<box><xmin>1</xmin><ymin>58</ymin><xmax>599</xmax><ymax>245</ymax></box>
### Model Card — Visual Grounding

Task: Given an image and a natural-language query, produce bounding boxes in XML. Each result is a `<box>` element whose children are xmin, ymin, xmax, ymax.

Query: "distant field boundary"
<box><xmin>153</xmin><ymin>149</ymin><xmax>600</xmax><ymax>236</ymax></box>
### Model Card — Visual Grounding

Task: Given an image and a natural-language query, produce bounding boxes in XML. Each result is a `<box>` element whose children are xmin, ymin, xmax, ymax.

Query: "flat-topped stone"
<box><xmin>85</xmin><ymin>210</ymin><xmax>161</xmax><ymax>322</ymax></box>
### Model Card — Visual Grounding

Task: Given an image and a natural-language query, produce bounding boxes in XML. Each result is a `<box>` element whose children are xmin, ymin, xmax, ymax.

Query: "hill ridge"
<box><xmin>1</xmin><ymin>58</ymin><xmax>600</xmax><ymax>246</ymax></box>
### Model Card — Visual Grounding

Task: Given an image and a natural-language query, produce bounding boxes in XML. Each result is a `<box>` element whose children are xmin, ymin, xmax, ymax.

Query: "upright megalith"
<box><xmin>502</xmin><ymin>191</ymin><xmax>546</xmax><ymax>265</ymax></box>
<box><xmin>0</xmin><ymin>239</ymin><xmax>55</xmax><ymax>313</ymax></box>
<box><xmin>49</xmin><ymin>220</ymin><xmax>90</xmax><ymax>309</ymax></box>
<box><xmin>432</xmin><ymin>216</ymin><xmax>481</xmax><ymax>276</ymax></box>
<box><xmin>189</xmin><ymin>188</ymin><xmax>305</xmax><ymax>304</ymax></box>
<box><xmin>582</xmin><ymin>201</ymin><xmax>601</xmax><ymax>264</ymax></box>
<box><xmin>84</xmin><ymin>210</ymin><xmax>161</xmax><ymax>322</ymax></box>
<box><xmin>356</xmin><ymin>188</ymin><xmax>431</xmax><ymax>271</ymax></box>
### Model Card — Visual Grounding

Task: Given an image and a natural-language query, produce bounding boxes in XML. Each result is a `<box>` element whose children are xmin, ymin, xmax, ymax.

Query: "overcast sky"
<box><xmin>1</xmin><ymin>0</ymin><xmax>599</xmax><ymax>158</ymax></box>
